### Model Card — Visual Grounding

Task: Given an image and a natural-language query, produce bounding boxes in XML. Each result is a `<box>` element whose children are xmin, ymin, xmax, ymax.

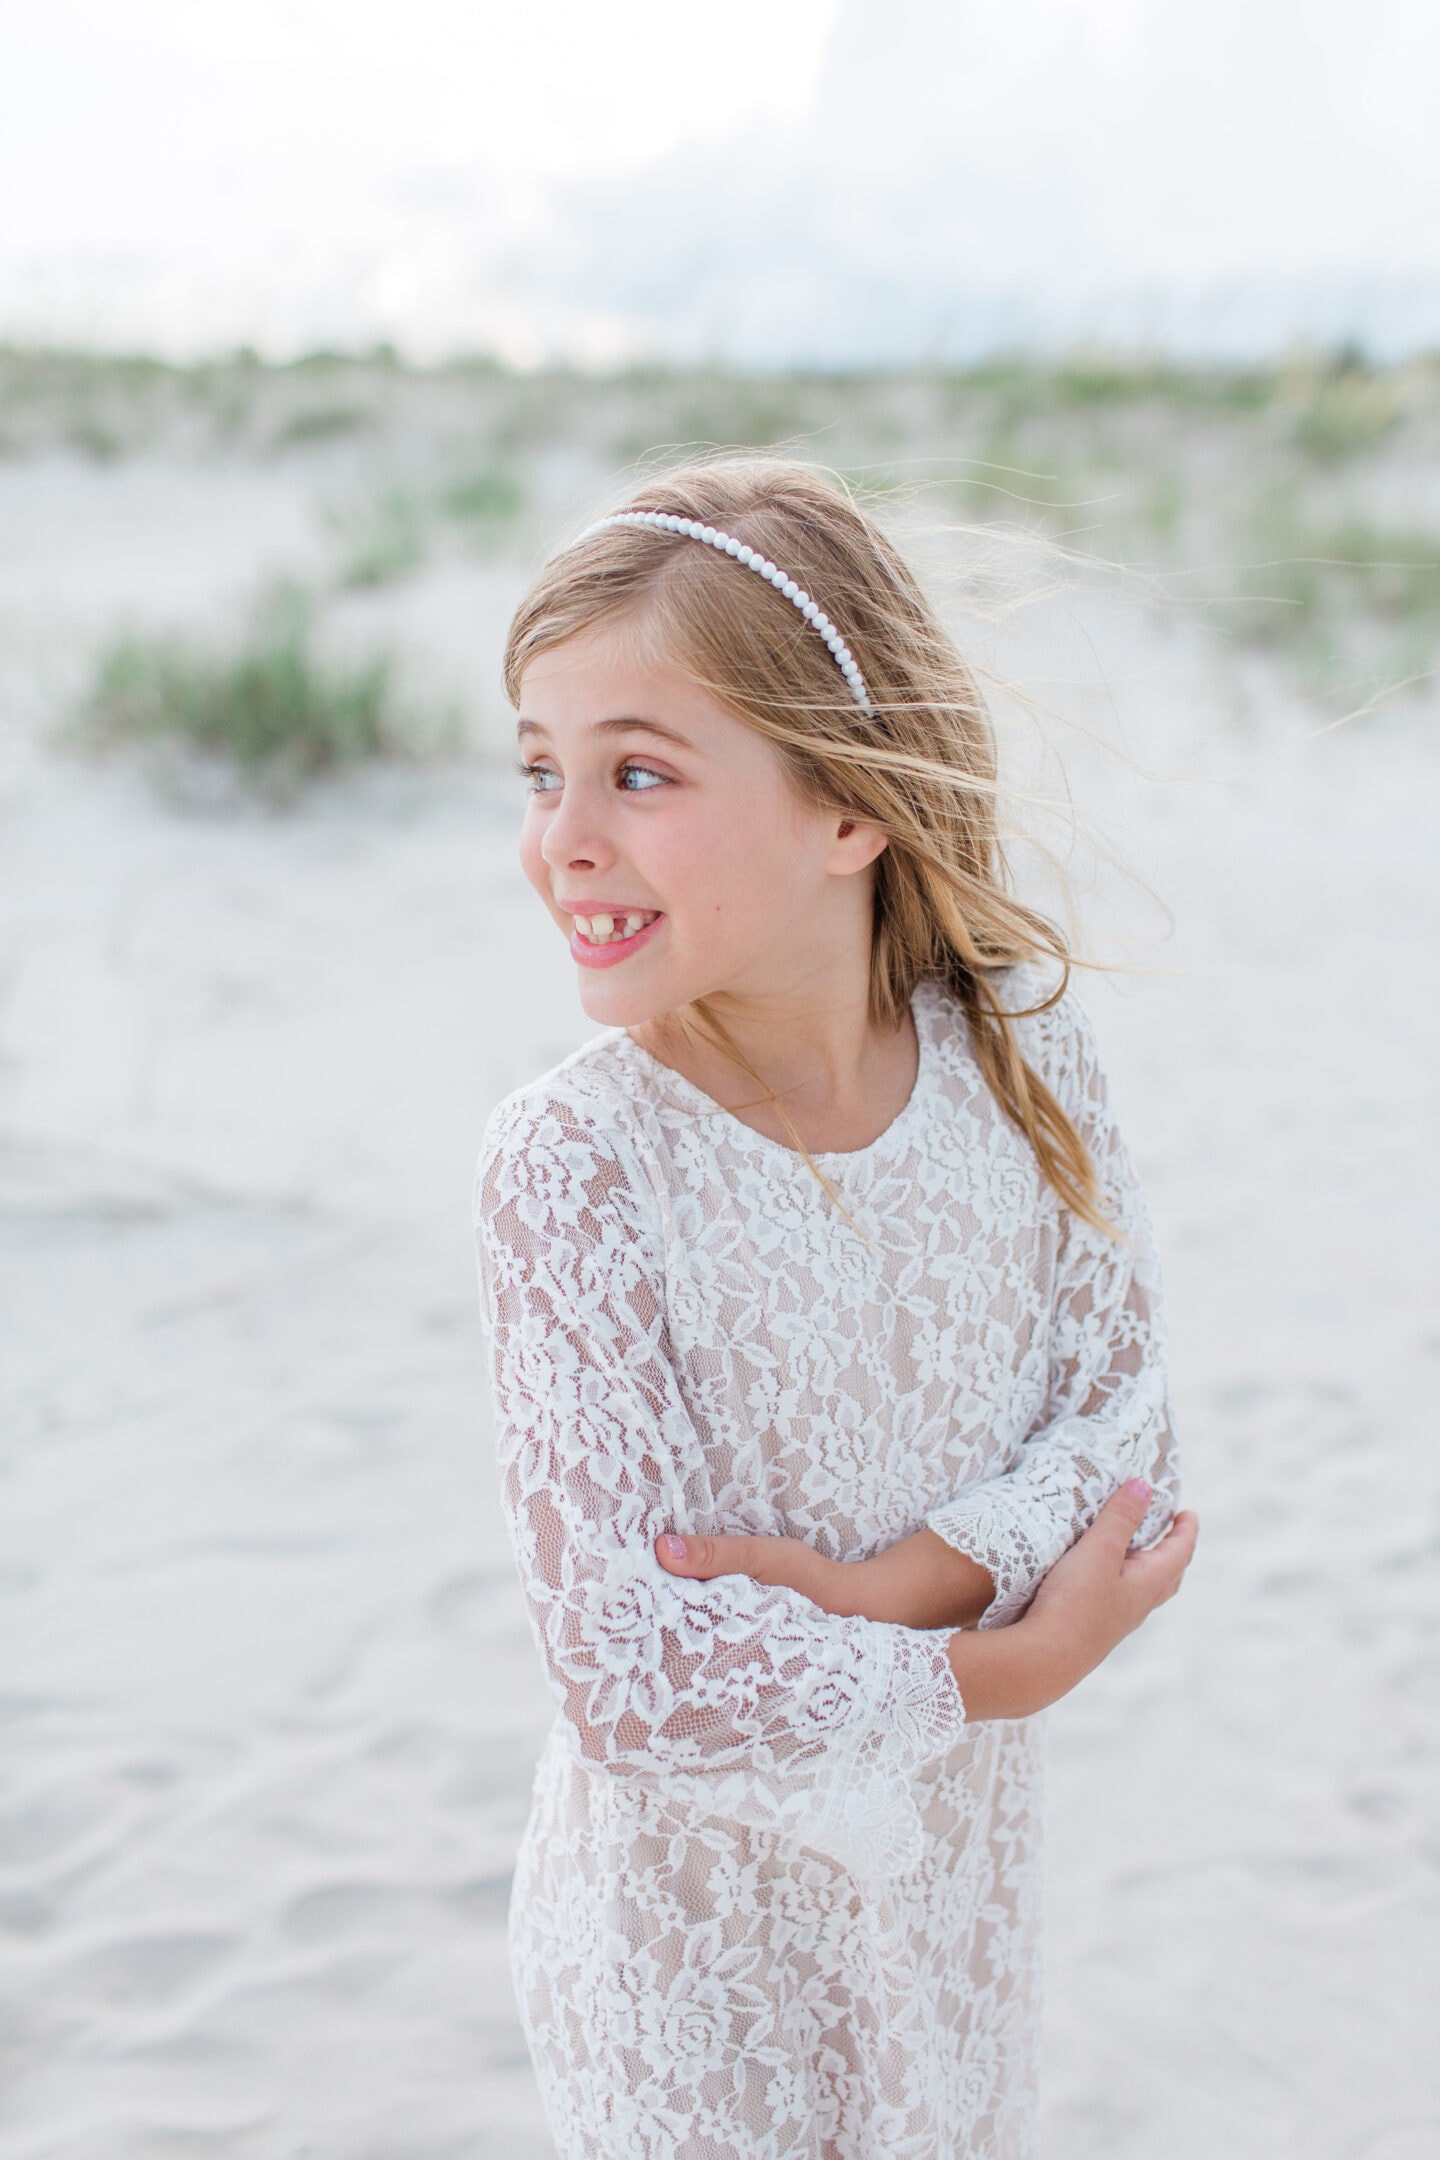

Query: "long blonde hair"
<box><xmin>504</xmin><ymin>456</ymin><xmax>1106</xmax><ymax>1230</ymax></box>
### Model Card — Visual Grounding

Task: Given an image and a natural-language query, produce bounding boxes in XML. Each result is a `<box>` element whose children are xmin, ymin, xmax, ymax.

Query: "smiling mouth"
<box><xmin>570</xmin><ymin>910</ymin><xmax>660</xmax><ymax>947</ymax></box>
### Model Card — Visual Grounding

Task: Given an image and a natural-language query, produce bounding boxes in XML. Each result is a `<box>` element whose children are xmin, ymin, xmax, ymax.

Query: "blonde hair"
<box><xmin>504</xmin><ymin>456</ymin><xmax>1106</xmax><ymax>1230</ymax></box>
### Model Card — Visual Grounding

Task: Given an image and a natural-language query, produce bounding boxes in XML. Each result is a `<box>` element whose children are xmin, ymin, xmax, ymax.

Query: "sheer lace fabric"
<box><xmin>475</xmin><ymin>970</ymin><xmax>1177</xmax><ymax>2159</ymax></box>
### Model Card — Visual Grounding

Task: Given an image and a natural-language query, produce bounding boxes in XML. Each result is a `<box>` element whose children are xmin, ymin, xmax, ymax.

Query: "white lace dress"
<box><xmin>474</xmin><ymin>969</ymin><xmax>1178</xmax><ymax>2160</ymax></box>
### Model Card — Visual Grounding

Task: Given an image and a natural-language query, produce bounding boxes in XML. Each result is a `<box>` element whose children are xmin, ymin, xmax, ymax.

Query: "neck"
<box><xmin>633</xmin><ymin>952</ymin><xmax>920</xmax><ymax>1155</ymax></box>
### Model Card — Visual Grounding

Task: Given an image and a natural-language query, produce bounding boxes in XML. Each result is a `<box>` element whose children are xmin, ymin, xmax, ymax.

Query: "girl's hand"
<box><xmin>947</xmin><ymin>1479</ymin><xmax>1199</xmax><ymax>1720</ymax></box>
<box><xmin>654</xmin><ymin>1525</ymin><xmax>996</xmax><ymax>1630</ymax></box>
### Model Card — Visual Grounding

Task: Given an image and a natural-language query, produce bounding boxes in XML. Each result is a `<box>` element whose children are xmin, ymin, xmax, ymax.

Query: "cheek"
<box><xmin>517</xmin><ymin>808</ymin><xmax>550</xmax><ymax>897</ymax></box>
<box><xmin>645</xmin><ymin>826</ymin><xmax>750</xmax><ymax>935</ymax></box>
<box><xmin>661</xmin><ymin>793</ymin><xmax>798</xmax><ymax>908</ymax></box>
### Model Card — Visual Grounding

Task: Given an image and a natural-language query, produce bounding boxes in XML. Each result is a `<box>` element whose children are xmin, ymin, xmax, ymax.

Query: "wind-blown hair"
<box><xmin>503</xmin><ymin>456</ymin><xmax>1105</xmax><ymax>1229</ymax></box>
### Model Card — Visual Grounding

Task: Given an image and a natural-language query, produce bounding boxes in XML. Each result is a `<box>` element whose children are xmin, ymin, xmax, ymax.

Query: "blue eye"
<box><xmin>518</xmin><ymin>760</ymin><xmax>669</xmax><ymax>794</ymax></box>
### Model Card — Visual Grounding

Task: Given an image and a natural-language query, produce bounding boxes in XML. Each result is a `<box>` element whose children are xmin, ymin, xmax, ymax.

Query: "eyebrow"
<box><xmin>515</xmin><ymin>714</ymin><xmax>698</xmax><ymax>752</ymax></box>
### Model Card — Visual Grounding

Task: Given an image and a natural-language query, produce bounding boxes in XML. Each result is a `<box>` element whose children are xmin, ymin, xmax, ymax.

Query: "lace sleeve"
<box><xmin>475</xmin><ymin>1088</ymin><xmax>967</xmax><ymax>1878</ymax></box>
<box><xmin>927</xmin><ymin>987</ymin><xmax>1180</xmax><ymax>1628</ymax></box>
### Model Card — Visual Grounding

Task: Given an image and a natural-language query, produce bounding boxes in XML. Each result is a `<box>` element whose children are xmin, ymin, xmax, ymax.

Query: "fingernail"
<box><xmin>1124</xmin><ymin>1479</ymin><xmax>1152</xmax><ymax>1501</ymax></box>
<box><xmin>661</xmin><ymin>1534</ymin><xmax>687</xmax><ymax>1560</ymax></box>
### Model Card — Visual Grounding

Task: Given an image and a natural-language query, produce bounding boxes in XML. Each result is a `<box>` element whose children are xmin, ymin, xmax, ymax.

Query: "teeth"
<box><xmin>572</xmin><ymin>910</ymin><xmax>657</xmax><ymax>945</ymax></box>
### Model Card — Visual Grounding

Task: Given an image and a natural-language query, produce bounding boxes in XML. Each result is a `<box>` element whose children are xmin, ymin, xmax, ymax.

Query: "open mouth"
<box><xmin>567</xmin><ymin>909</ymin><xmax>663</xmax><ymax>968</ymax></box>
<box><xmin>571</xmin><ymin>910</ymin><xmax>658</xmax><ymax>946</ymax></box>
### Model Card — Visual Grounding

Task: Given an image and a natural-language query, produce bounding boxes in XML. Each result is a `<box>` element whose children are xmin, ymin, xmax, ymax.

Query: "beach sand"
<box><xmin>1</xmin><ymin>456</ymin><xmax>1437</xmax><ymax>2158</ymax></box>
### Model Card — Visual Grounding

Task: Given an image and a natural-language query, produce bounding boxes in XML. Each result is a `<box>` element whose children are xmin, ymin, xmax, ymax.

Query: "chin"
<box><xmin>575</xmin><ymin>971</ymin><xmax>676</xmax><ymax>1029</ymax></box>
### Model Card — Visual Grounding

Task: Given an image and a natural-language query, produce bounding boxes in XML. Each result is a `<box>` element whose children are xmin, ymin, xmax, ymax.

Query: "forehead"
<box><xmin>520</xmin><ymin>621</ymin><xmax>676</xmax><ymax>702</ymax></box>
<box><xmin>517</xmin><ymin>627</ymin><xmax>760</xmax><ymax>755</ymax></box>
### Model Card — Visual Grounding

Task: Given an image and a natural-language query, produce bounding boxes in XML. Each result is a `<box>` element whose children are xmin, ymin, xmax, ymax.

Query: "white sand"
<box><xmin>1</xmin><ymin>463</ymin><xmax>1437</xmax><ymax>2158</ymax></box>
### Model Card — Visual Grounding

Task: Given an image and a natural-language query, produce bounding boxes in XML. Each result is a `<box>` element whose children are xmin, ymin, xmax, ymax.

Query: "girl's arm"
<box><xmin>656</xmin><ymin>1521</ymin><xmax>996</xmax><ymax>1629</ymax></box>
<box><xmin>946</xmin><ymin>1478</ymin><xmax>1196</xmax><ymax>1715</ymax></box>
<box><xmin>920</xmin><ymin>986</ymin><xmax>1181</xmax><ymax>1630</ymax></box>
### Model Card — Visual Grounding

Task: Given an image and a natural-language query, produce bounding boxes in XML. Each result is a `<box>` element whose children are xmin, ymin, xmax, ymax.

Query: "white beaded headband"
<box><xmin>579</xmin><ymin>510</ymin><xmax>875</xmax><ymax>717</ymax></box>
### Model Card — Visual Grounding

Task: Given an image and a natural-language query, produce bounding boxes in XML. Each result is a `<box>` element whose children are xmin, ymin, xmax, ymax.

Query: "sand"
<box><xmin>0</xmin><ymin>458</ymin><xmax>1437</xmax><ymax>2159</ymax></box>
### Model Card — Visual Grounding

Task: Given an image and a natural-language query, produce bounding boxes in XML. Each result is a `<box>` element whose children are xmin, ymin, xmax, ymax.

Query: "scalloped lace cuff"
<box><xmin>804</xmin><ymin>1622</ymin><xmax>967</xmax><ymax>1878</ymax></box>
<box><xmin>926</xmin><ymin>1486</ymin><xmax>1070</xmax><ymax>1630</ymax></box>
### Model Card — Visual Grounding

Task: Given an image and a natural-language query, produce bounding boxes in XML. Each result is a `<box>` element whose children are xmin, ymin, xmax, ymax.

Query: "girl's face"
<box><xmin>516</xmin><ymin>623</ymin><xmax>886</xmax><ymax>1029</ymax></box>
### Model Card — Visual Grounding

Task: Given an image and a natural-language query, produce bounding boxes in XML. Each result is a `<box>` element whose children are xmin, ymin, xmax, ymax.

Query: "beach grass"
<box><xmin>8</xmin><ymin>343</ymin><xmax>1438</xmax><ymax>714</ymax></box>
<box><xmin>1238</xmin><ymin>515</ymin><xmax>1440</xmax><ymax>631</ymax></box>
<box><xmin>1219</xmin><ymin>509</ymin><xmax>1440</xmax><ymax>703</ymax></box>
<box><xmin>77</xmin><ymin>583</ymin><xmax>447</xmax><ymax>795</ymax></box>
<box><xmin>437</xmin><ymin>464</ymin><xmax>526</xmax><ymax>549</ymax></box>
<box><xmin>271</xmin><ymin>402</ymin><xmax>375</xmax><ymax>451</ymax></box>
<box><xmin>329</xmin><ymin>487</ymin><xmax>430</xmax><ymax>588</ymax></box>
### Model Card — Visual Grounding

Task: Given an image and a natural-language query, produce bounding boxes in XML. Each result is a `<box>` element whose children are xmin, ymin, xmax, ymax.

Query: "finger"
<box><xmin>655</xmin><ymin>1531</ymin><xmax>759</xmax><ymax>1580</ymax></box>
<box><xmin>1123</xmin><ymin>1510</ymin><xmax>1199</xmax><ymax>1602</ymax></box>
<box><xmin>1081</xmin><ymin>1479</ymin><xmax>1157</xmax><ymax>1567</ymax></box>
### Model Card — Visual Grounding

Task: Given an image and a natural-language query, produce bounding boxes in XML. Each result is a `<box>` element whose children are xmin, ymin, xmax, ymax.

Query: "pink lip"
<box><xmin>568</xmin><ymin>913</ymin><xmax>664</xmax><ymax>970</ymax></box>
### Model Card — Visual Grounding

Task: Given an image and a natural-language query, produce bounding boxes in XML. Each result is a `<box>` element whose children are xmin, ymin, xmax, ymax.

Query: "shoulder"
<box><xmin>997</xmin><ymin>959</ymin><xmax>1103</xmax><ymax>1106</ymax></box>
<box><xmin>922</xmin><ymin>959</ymin><xmax>1105</xmax><ymax>1115</ymax></box>
<box><xmin>475</xmin><ymin>1031</ymin><xmax>659</xmax><ymax>1230</ymax></box>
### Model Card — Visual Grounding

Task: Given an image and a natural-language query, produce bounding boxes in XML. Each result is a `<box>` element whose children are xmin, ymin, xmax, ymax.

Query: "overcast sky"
<box><xmin>3</xmin><ymin>0</ymin><xmax>1438</xmax><ymax>362</ymax></box>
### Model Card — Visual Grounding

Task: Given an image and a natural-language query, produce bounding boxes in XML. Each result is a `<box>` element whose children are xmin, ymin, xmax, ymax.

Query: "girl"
<box><xmin>475</xmin><ymin>459</ymin><xmax>1197</xmax><ymax>2160</ymax></box>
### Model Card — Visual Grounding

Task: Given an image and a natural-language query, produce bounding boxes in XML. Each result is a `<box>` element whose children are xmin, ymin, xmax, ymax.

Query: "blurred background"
<box><xmin>1</xmin><ymin>3</ymin><xmax>1436</xmax><ymax>2156</ymax></box>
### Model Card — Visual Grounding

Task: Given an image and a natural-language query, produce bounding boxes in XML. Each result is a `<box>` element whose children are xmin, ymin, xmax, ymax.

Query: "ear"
<box><xmin>830</xmin><ymin>817</ymin><xmax>889</xmax><ymax>874</ymax></box>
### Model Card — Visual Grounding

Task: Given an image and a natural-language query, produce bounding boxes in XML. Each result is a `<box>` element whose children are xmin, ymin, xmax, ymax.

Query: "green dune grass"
<box><xmin>77</xmin><ymin>584</ymin><xmax>449</xmax><ymax>798</ymax></box>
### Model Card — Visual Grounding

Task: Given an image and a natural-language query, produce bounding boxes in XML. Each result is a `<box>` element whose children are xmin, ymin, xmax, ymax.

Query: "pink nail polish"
<box><xmin>661</xmin><ymin>1534</ymin><xmax>687</xmax><ymax>1560</ymax></box>
<box><xmin>1124</xmin><ymin>1479</ymin><xmax>1152</xmax><ymax>1501</ymax></box>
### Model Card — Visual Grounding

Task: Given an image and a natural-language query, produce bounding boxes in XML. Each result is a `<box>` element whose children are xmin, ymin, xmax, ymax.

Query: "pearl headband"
<box><xmin>579</xmin><ymin>510</ymin><xmax>875</xmax><ymax>717</ymax></box>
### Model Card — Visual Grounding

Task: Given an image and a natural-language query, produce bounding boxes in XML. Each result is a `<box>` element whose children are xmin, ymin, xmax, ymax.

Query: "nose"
<box><xmin>539</xmin><ymin>778</ymin><xmax>616</xmax><ymax>877</ymax></box>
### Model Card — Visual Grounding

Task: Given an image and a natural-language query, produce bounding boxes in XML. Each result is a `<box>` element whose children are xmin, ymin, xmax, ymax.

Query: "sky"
<box><xmin>2</xmin><ymin>0</ymin><xmax>1439</xmax><ymax>364</ymax></box>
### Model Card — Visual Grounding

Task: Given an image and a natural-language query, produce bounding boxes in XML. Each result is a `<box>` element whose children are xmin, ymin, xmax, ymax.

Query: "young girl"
<box><xmin>475</xmin><ymin>459</ymin><xmax>1197</xmax><ymax>2160</ymax></box>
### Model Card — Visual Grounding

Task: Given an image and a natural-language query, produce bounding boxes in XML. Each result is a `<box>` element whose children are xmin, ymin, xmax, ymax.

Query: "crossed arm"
<box><xmin>658</xmin><ymin>1522</ymin><xmax>999</xmax><ymax>1628</ymax></box>
<box><xmin>656</xmin><ymin>1486</ymin><xmax>1199</xmax><ymax>1720</ymax></box>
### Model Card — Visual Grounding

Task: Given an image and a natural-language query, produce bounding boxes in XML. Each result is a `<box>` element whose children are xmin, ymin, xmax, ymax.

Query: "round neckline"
<box><xmin>618</xmin><ymin>982</ymin><xmax>939</xmax><ymax>1167</ymax></box>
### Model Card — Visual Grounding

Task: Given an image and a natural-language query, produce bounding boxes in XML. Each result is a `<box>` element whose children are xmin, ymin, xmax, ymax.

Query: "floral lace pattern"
<box><xmin>475</xmin><ymin>969</ymin><xmax>1178</xmax><ymax>2159</ymax></box>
